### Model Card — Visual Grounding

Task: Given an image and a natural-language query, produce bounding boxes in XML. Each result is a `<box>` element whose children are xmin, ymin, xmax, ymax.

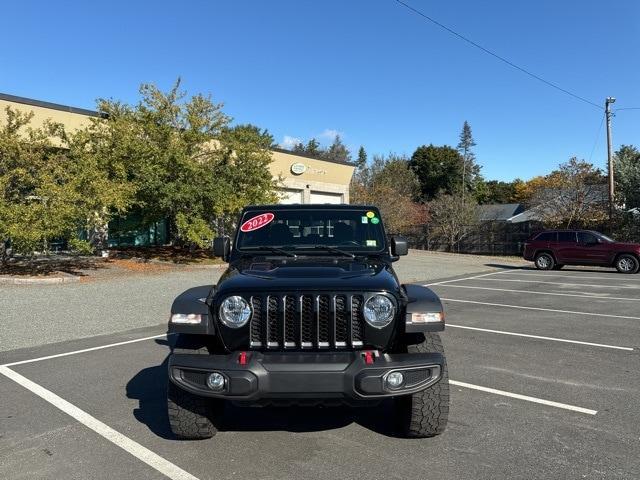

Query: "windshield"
<box><xmin>236</xmin><ymin>208</ymin><xmax>386</xmax><ymax>252</ymax></box>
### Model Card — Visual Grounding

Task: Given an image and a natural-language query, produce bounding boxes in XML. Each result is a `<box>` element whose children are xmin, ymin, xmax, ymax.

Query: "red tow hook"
<box><xmin>238</xmin><ymin>351</ymin><xmax>248</xmax><ymax>365</ymax></box>
<box><xmin>363</xmin><ymin>351</ymin><xmax>375</xmax><ymax>365</ymax></box>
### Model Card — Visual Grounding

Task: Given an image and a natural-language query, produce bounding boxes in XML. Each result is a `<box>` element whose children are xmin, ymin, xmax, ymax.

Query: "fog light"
<box><xmin>386</xmin><ymin>371</ymin><xmax>404</xmax><ymax>389</ymax></box>
<box><xmin>206</xmin><ymin>372</ymin><xmax>225</xmax><ymax>391</ymax></box>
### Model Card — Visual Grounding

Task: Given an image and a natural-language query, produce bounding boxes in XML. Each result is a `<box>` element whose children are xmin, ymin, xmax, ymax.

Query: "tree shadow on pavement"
<box><xmin>126</xmin><ymin>340</ymin><xmax>401</xmax><ymax>439</ymax></box>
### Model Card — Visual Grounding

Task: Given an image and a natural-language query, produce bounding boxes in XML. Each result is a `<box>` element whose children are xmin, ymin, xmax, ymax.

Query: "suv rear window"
<box><xmin>558</xmin><ymin>231</ymin><xmax>576</xmax><ymax>242</ymax></box>
<box><xmin>535</xmin><ymin>232</ymin><xmax>556</xmax><ymax>242</ymax></box>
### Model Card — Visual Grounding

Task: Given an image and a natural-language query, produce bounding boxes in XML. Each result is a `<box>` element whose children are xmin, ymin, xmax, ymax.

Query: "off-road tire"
<box><xmin>395</xmin><ymin>333</ymin><xmax>449</xmax><ymax>438</ymax></box>
<box><xmin>167</xmin><ymin>382</ymin><xmax>221</xmax><ymax>439</ymax></box>
<box><xmin>534</xmin><ymin>252</ymin><xmax>555</xmax><ymax>270</ymax></box>
<box><xmin>167</xmin><ymin>334</ymin><xmax>224</xmax><ymax>439</ymax></box>
<box><xmin>615</xmin><ymin>254</ymin><xmax>640</xmax><ymax>274</ymax></box>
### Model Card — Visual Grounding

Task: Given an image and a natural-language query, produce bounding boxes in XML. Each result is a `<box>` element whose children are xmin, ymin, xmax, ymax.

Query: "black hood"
<box><xmin>215</xmin><ymin>260</ymin><xmax>401</xmax><ymax>295</ymax></box>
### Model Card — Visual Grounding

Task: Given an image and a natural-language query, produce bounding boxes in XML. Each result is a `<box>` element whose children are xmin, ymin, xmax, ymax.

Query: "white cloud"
<box><xmin>318</xmin><ymin>129</ymin><xmax>341</xmax><ymax>142</ymax></box>
<box><xmin>280</xmin><ymin>135</ymin><xmax>302</xmax><ymax>149</ymax></box>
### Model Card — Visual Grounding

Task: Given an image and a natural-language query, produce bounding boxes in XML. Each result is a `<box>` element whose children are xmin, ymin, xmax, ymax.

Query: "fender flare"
<box><xmin>168</xmin><ymin>285</ymin><xmax>216</xmax><ymax>336</ymax></box>
<box><xmin>403</xmin><ymin>284</ymin><xmax>445</xmax><ymax>332</ymax></box>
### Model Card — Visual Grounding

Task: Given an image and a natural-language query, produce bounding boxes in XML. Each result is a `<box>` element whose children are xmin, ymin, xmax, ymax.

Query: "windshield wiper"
<box><xmin>241</xmin><ymin>246</ymin><xmax>297</xmax><ymax>258</ymax></box>
<box><xmin>312</xmin><ymin>245</ymin><xmax>356</xmax><ymax>259</ymax></box>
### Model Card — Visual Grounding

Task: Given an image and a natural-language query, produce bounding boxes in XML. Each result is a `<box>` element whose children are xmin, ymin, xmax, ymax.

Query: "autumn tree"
<box><xmin>527</xmin><ymin>158</ymin><xmax>607</xmax><ymax>228</ymax></box>
<box><xmin>427</xmin><ymin>191</ymin><xmax>479</xmax><ymax>251</ymax></box>
<box><xmin>350</xmin><ymin>154</ymin><xmax>427</xmax><ymax>234</ymax></box>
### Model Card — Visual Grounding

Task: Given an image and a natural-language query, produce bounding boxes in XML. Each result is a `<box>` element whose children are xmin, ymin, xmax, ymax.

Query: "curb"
<box><xmin>0</xmin><ymin>272</ymin><xmax>81</xmax><ymax>285</ymax></box>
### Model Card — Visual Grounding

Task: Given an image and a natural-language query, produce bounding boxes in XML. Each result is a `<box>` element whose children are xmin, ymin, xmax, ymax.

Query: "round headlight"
<box><xmin>219</xmin><ymin>296</ymin><xmax>251</xmax><ymax>328</ymax></box>
<box><xmin>363</xmin><ymin>295</ymin><xmax>395</xmax><ymax>328</ymax></box>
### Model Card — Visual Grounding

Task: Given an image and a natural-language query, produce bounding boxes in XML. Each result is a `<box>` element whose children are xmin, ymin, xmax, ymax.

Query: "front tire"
<box><xmin>615</xmin><ymin>254</ymin><xmax>640</xmax><ymax>274</ymax></box>
<box><xmin>167</xmin><ymin>382</ymin><xmax>222</xmax><ymax>439</ymax></box>
<box><xmin>167</xmin><ymin>334</ymin><xmax>224</xmax><ymax>439</ymax></box>
<box><xmin>395</xmin><ymin>333</ymin><xmax>449</xmax><ymax>438</ymax></box>
<box><xmin>534</xmin><ymin>252</ymin><xmax>555</xmax><ymax>270</ymax></box>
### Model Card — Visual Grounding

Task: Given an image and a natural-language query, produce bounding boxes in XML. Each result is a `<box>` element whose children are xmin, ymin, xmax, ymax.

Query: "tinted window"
<box><xmin>558</xmin><ymin>231</ymin><xmax>576</xmax><ymax>242</ymax></box>
<box><xmin>236</xmin><ymin>208</ymin><xmax>386</xmax><ymax>252</ymax></box>
<box><xmin>535</xmin><ymin>232</ymin><xmax>556</xmax><ymax>242</ymax></box>
<box><xmin>578</xmin><ymin>232</ymin><xmax>598</xmax><ymax>244</ymax></box>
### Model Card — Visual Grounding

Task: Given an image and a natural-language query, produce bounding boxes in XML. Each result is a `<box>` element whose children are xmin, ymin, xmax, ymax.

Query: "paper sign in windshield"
<box><xmin>240</xmin><ymin>213</ymin><xmax>275</xmax><ymax>232</ymax></box>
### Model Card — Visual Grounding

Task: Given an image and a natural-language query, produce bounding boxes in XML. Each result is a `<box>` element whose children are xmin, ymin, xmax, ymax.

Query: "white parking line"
<box><xmin>2</xmin><ymin>333</ymin><xmax>171</xmax><ymax>367</ymax></box>
<box><xmin>450</xmin><ymin>380</ymin><xmax>598</xmax><ymax>415</ymax></box>
<box><xmin>441</xmin><ymin>298</ymin><xmax>640</xmax><ymax>321</ymax></box>
<box><xmin>435</xmin><ymin>284</ymin><xmax>640</xmax><ymax>301</ymax></box>
<box><xmin>481</xmin><ymin>277</ymin><xmax>640</xmax><ymax>289</ymax></box>
<box><xmin>498</xmin><ymin>271</ymin><xmax>635</xmax><ymax>281</ymax></box>
<box><xmin>427</xmin><ymin>269</ymin><xmax>513</xmax><ymax>286</ymax></box>
<box><xmin>447</xmin><ymin>324</ymin><xmax>633</xmax><ymax>351</ymax></box>
<box><xmin>0</xmin><ymin>366</ymin><xmax>200</xmax><ymax>480</ymax></box>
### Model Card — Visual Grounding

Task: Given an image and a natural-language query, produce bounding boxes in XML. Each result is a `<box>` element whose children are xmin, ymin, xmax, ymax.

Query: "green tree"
<box><xmin>304</xmin><ymin>138</ymin><xmax>322</xmax><ymax>157</ymax></box>
<box><xmin>409</xmin><ymin>144</ymin><xmax>464</xmax><ymax>200</ymax></box>
<box><xmin>356</xmin><ymin>146</ymin><xmax>367</xmax><ymax>170</ymax></box>
<box><xmin>323</xmin><ymin>135</ymin><xmax>351</xmax><ymax>163</ymax></box>
<box><xmin>89</xmin><ymin>80</ymin><xmax>277</xmax><ymax>247</ymax></box>
<box><xmin>457</xmin><ymin>121</ymin><xmax>479</xmax><ymax>199</ymax></box>
<box><xmin>614</xmin><ymin>145</ymin><xmax>640</xmax><ymax>209</ymax></box>
<box><xmin>476</xmin><ymin>179</ymin><xmax>518</xmax><ymax>204</ymax></box>
<box><xmin>0</xmin><ymin>106</ymin><xmax>133</xmax><ymax>263</ymax></box>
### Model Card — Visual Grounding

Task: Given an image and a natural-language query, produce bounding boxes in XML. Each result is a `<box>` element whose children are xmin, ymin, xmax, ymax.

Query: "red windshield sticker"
<box><xmin>240</xmin><ymin>213</ymin><xmax>275</xmax><ymax>232</ymax></box>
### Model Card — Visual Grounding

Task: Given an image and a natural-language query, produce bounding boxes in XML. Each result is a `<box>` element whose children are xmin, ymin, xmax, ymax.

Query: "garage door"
<box><xmin>279</xmin><ymin>189</ymin><xmax>303</xmax><ymax>204</ymax></box>
<box><xmin>310</xmin><ymin>191</ymin><xmax>343</xmax><ymax>204</ymax></box>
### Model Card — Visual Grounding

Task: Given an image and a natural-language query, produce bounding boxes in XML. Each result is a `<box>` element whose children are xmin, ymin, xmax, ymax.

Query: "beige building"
<box><xmin>0</xmin><ymin>92</ymin><xmax>354</xmax><ymax>204</ymax></box>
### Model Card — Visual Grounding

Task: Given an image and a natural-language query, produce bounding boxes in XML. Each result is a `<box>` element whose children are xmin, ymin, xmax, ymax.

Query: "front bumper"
<box><xmin>168</xmin><ymin>351</ymin><xmax>444</xmax><ymax>403</ymax></box>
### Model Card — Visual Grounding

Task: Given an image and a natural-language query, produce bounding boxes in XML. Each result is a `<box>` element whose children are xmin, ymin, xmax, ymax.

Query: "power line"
<box><xmin>615</xmin><ymin>107</ymin><xmax>640</xmax><ymax>111</ymax></box>
<box><xmin>588</xmin><ymin>112</ymin><xmax>605</xmax><ymax>163</ymax></box>
<box><xmin>393</xmin><ymin>0</ymin><xmax>603</xmax><ymax>110</ymax></box>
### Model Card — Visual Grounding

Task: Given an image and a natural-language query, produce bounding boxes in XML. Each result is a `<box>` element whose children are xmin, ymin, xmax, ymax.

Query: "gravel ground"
<box><xmin>0</xmin><ymin>250</ymin><xmax>526</xmax><ymax>352</ymax></box>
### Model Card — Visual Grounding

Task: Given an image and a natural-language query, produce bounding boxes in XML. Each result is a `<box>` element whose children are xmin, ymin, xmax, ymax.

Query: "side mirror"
<box><xmin>391</xmin><ymin>236</ymin><xmax>409</xmax><ymax>257</ymax></box>
<box><xmin>213</xmin><ymin>236</ymin><xmax>231</xmax><ymax>262</ymax></box>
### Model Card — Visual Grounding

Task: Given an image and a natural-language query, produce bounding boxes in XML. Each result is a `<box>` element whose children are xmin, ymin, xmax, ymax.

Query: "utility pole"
<box><xmin>605</xmin><ymin>96</ymin><xmax>616</xmax><ymax>222</ymax></box>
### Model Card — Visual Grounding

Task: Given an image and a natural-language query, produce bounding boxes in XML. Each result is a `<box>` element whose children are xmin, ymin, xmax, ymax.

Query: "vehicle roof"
<box><xmin>243</xmin><ymin>204</ymin><xmax>379</xmax><ymax>211</ymax></box>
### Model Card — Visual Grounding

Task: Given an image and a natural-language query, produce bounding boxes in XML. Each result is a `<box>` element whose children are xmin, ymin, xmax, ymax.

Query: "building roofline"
<box><xmin>0</xmin><ymin>93</ymin><xmax>355</xmax><ymax>167</ymax></box>
<box><xmin>0</xmin><ymin>92</ymin><xmax>103</xmax><ymax>118</ymax></box>
<box><xmin>271</xmin><ymin>147</ymin><xmax>354</xmax><ymax>166</ymax></box>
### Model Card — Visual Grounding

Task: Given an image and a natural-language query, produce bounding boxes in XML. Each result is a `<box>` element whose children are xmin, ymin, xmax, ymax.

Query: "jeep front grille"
<box><xmin>249</xmin><ymin>294</ymin><xmax>365</xmax><ymax>350</ymax></box>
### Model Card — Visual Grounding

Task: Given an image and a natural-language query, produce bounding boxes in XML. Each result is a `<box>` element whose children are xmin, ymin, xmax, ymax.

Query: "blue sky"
<box><xmin>1</xmin><ymin>0</ymin><xmax>638</xmax><ymax>181</ymax></box>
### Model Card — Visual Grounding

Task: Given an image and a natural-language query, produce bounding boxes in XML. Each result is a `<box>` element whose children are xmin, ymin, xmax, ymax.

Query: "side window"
<box><xmin>558</xmin><ymin>231</ymin><xmax>576</xmax><ymax>243</ymax></box>
<box><xmin>578</xmin><ymin>232</ymin><xmax>597</xmax><ymax>244</ymax></box>
<box><xmin>535</xmin><ymin>232</ymin><xmax>557</xmax><ymax>242</ymax></box>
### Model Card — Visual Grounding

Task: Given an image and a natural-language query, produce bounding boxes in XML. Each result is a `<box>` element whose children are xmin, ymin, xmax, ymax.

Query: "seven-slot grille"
<box><xmin>249</xmin><ymin>294</ymin><xmax>365</xmax><ymax>350</ymax></box>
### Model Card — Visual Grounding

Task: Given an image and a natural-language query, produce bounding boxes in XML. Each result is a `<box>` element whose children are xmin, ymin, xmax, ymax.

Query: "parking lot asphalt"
<box><xmin>2</xmin><ymin>261</ymin><xmax>639</xmax><ymax>479</ymax></box>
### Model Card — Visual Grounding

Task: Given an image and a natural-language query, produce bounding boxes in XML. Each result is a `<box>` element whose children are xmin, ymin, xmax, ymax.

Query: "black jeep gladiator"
<box><xmin>167</xmin><ymin>204</ymin><xmax>449</xmax><ymax>438</ymax></box>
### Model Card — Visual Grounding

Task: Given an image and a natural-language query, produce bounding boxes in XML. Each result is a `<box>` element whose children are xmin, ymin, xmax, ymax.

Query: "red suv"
<box><xmin>523</xmin><ymin>230</ymin><xmax>640</xmax><ymax>274</ymax></box>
